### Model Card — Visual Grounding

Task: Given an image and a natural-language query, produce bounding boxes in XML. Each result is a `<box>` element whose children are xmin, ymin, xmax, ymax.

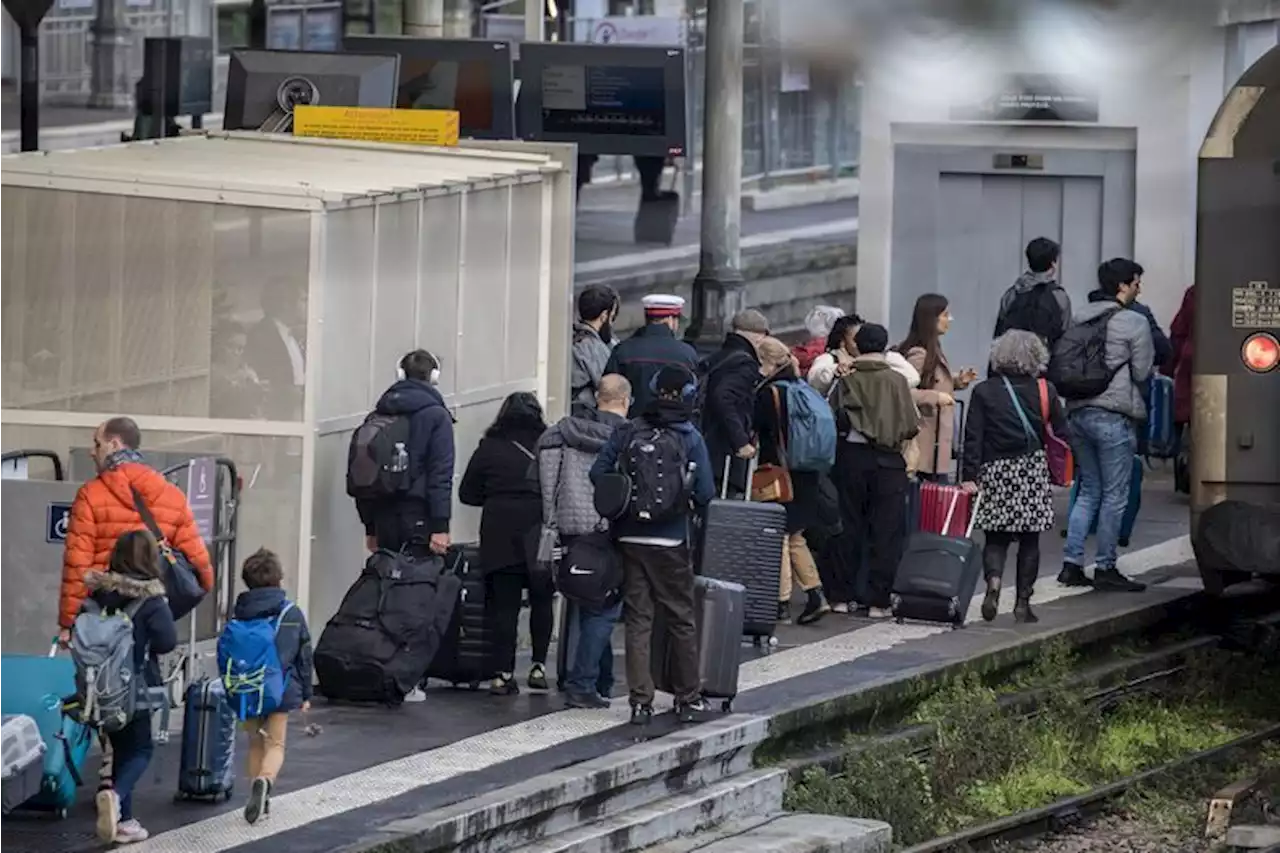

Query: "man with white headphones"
<box><xmin>350</xmin><ymin>349</ymin><xmax>455</xmax><ymax>560</ymax></box>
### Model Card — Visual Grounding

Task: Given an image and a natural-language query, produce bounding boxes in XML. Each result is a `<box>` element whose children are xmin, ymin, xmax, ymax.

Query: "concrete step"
<box><xmin>644</xmin><ymin>813</ymin><xmax>892</xmax><ymax>853</ymax></box>
<box><xmin>339</xmin><ymin>715</ymin><xmax>772</xmax><ymax>853</ymax></box>
<box><xmin>509</xmin><ymin>768</ymin><xmax>789</xmax><ymax>853</ymax></box>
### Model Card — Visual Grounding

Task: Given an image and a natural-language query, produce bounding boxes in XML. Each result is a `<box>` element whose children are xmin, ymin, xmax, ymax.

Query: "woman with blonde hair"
<box><xmin>753</xmin><ymin>337</ymin><xmax>830</xmax><ymax>625</ymax></box>
<box><xmin>961</xmin><ymin>330</ymin><xmax>1069</xmax><ymax>624</ymax></box>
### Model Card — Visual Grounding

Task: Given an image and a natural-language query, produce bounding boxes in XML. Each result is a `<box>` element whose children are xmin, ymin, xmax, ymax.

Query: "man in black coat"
<box><xmin>700</xmin><ymin>308</ymin><xmax>770</xmax><ymax>495</ymax></box>
<box><xmin>604</xmin><ymin>294</ymin><xmax>699</xmax><ymax>417</ymax></box>
<box><xmin>356</xmin><ymin>350</ymin><xmax>455</xmax><ymax>557</ymax></box>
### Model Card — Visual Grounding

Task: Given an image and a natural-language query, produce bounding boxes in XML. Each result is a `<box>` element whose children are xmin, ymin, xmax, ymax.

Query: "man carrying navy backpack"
<box><xmin>222</xmin><ymin>548</ymin><xmax>313</xmax><ymax>825</ymax></box>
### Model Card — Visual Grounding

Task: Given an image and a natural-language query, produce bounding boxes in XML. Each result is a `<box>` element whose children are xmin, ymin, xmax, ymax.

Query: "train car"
<box><xmin>1191</xmin><ymin>44</ymin><xmax>1280</xmax><ymax>594</ymax></box>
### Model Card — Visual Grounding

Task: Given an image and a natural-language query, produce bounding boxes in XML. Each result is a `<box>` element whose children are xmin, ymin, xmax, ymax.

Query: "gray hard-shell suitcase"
<box><xmin>696</xmin><ymin>458</ymin><xmax>784</xmax><ymax>642</ymax></box>
<box><xmin>891</xmin><ymin>490</ymin><xmax>984</xmax><ymax>628</ymax></box>
<box><xmin>652</xmin><ymin>576</ymin><xmax>745</xmax><ymax>712</ymax></box>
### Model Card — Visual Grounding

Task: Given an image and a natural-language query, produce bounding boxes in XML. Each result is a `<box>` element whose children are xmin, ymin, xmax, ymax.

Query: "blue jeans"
<box><xmin>566</xmin><ymin>602</ymin><xmax>621</xmax><ymax>697</ymax></box>
<box><xmin>1065</xmin><ymin>408</ymin><xmax>1137</xmax><ymax>571</ymax></box>
<box><xmin>106</xmin><ymin>713</ymin><xmax>153</xmax><ymax>821</ymax></box>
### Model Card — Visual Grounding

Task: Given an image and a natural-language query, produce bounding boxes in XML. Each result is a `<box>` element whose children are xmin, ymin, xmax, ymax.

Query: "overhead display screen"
<box><xmin>517</xmin><ymin>43</ymin><xmax>686</xmax><ymax>158</ymax></box>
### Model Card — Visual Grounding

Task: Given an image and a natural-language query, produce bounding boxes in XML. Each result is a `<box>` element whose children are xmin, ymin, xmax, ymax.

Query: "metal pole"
<box><xmin>687</xmin><ymin>0</ymin><xmax>744</xmax><ymax>350</ymax></box>
<box><xmin>524</xmin><ymin>0</ymin><xmax>542</xmax><ymax>41</ymax></box>
<box><xmin>680</xmin><ymin>5</ymin><xmax>697</xmax><ymax>218</ymax></box>
<box><xmin>19</xmin><ymin>24</ymin><xmax>38</xmax><ymax>152</ymax></box>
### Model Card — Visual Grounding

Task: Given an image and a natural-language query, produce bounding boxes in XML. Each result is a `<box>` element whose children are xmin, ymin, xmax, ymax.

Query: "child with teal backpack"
<box><xmin>217</xmin><ymin>548</ymin><xmax>313</xmax><ymax>825</ymax></box>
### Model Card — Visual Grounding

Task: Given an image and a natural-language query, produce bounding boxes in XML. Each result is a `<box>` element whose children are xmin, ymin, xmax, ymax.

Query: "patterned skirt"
<box><xmin>973</xmin><ymin>449</ymin><xmax>1055</xmax><ymax>533</ymax></box>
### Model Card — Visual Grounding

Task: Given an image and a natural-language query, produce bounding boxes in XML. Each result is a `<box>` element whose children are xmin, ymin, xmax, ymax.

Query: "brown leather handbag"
<box><xmin>751</xmin><ymin>386</ymin><xmax>794</xmax><ymax>503</ymax></box>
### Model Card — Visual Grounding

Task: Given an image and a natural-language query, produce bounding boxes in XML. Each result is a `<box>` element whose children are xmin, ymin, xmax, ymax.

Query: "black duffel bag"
<box><xmin>556</xmin><ymin>530</ymin><xmax>623</xmax><ymax>611</ymax></box>
<box><xmin>314</xmin><ymin>546</ymin><xmax>461</xmax><ymax>705</ymax></box>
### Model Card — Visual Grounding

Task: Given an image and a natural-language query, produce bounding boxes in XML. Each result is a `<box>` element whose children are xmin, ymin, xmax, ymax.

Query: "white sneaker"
<box><xmin>403</xmin><ymin>687</ymin><xmax>427</xmax><ymax>703</ymax></box>
<box><xmin>114</xmin><ymin>819</ymin><xmax>150</xmax><ymax>844</ymax></box>
<box><xmin>95</xmin><ymin>789</ymin><xmax>119</xmax><ymax>843</ymax></box>
<box><xmin>867</xmin><ymin>607</ymin><xmax>894</xmax><ymax>620</ymax></box>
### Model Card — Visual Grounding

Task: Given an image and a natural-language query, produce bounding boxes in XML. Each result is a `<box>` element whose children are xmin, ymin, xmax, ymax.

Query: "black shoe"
<box><xmin>1013</xmin><ymin>598</ymin><xmax>1039</xmax><ymax>624</ymax></box>
<box><xmin>676</xmin><ymin>698</ymin><xmax>711</xmax><ymax>724</ymax></box>
<box><xmin>265</xmin><ymin>780</ymin><xmax>272</xmax><ymax>815</ymax></box>
<box><xmin>777</xmin><ymin>602</ymin><xmax>792</xmax><ymax>624</ymax></box>
<box><xmin>630</xmin><ymin>703</ymin><xmax>654</xmax><ymax>726</ymax></box>
<box><xmin>244</xmin><ymin>777</ymin><xmax>268</xmax><ymax>825</ymax></box>
<box><xmin>797</xmin><ymin>589</ymin><xmax>831</xmax><ymax>625</ymax></box>
<box><xmin>981</xmin><ymin>587</ymin><xmax>1000</xmax><ymax>623</ymax></box>
<box><xmin>490</xmin><ymin>675</ymin><xmax>519</xmax><ymax>696</ymax></box>
<box><xmin>566</xmin><ymin>691</ymin><xmax>610</xmax><ymax>710</ymax></box>
<box><xmin>1057</xmin><ymin>563</ymin><xmax>1093</xmax><ymax>587</ymax></box>
<box><xmin>1093</xmin><ymin>567</ymin><xmax>1146</xmax><ymax>592</ymax></box>
<box><xmin>527</xmin><ymin>664</ymin><xmax>549</xmax><ymax>692</ymax></box>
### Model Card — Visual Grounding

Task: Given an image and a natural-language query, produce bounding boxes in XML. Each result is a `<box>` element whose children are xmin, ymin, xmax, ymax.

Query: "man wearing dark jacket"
<box><xmin>356</xmin><ymin>349</ymin><xmax>455</xmax><ymax>557</ymax></box>
<box><xmin>700</xmin><ymin>308</ymin><xmax>770</xmax><ymax>495</ymax></box>
<box><xmin>994</xmin><ymin>237</ymin><xmax>1073</xmax><ymax>346</ymax></box>
<box><xmin>604</xmin><ymin>294</ymin><xmax>699</xmax><ymax>417</ymax></box>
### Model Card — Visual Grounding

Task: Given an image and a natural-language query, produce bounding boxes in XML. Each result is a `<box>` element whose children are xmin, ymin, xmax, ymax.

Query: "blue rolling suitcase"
<box><xmin>1062</xmin><ymin>455</ymin><xmax>1143</xmax><ymax>546</ymax></box>
<box><xmin>1145</xmin><ymin>375</ymin><xmax>1177</xmax><ymax>458</ymax></box>
<box><xmin>175</xmin><ymin>677</ymin><xmax>236</xmax><ymax>802</ymax></box>
<box><xmin>0</xmin><ymin>649</ymin><xmax>94</xmax><ymax>817</ymax></box>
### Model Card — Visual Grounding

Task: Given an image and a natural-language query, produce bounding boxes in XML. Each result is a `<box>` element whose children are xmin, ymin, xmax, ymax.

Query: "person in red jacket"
<box><xmin>792</xmin><ymin>305</ymin><xmax>847</xmax><ymax>375</ymax></box>
<box><xmin>1165</xmin><ymin>285</ymin><xmax>1195</xmax><ymax>427</ymax></box>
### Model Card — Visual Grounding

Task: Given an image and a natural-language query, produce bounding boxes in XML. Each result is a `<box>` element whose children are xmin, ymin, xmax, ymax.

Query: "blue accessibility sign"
<box><xmin>46</xmin><ymin>502</ymin><xmax>74</xmax><ymax>544</ymax></box>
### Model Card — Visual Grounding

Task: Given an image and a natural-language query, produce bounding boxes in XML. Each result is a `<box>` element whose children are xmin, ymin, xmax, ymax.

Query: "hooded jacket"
<box><xmin>994</xmin><ymin>270</ymin><xmax>1073</xmax><ymax>342</ymax></box>
<box><xmin>356</xmin><ymin>378</ymin><xmax>456</xmax><ymax>536</ymax></box>
<box><xmin>700</xmin><ymin>333</ymin><xmax>763</xmax><ymax>475</ymax></box>
<box><xmin>571</xmin><ymin>322</ymin><xmax>615</xmax><ymax>415</ymax></box>
<box><xmin>61</xmin><ymin>461</ymin><xmax>213</xmax><ymax>629</ymax></box>
<box><xmin>1066</xmin><ymin>299</ymin><xmax>1155</xmax><ymax>422</ymax></box>
<box><xmin>231</xmin><ymin>586</ymin><xmax>313</xmax><ymax>712</ymax></box>
<box><xmin>831</xmin><ymin>355</ymin><xmax>920</xmax><ymax>453</ymax></box>
<box><xmin>459</xmin><ymin>427</ymin><xmax>545</xmax><ymax>573</ymax></box>
<box><xmin>536</xmin><ymin>408</ymin><xmax>627</xmax><ymax>537</ymax></box>
<box><xmin>84</xmin><ymin>571</ymin><xmax>177</xmax><ymax>689</ymax></box>
<box><xmin>808</xmin><ymin>349</ymin><xmax>921</xmax><ymax>397</ymax></box>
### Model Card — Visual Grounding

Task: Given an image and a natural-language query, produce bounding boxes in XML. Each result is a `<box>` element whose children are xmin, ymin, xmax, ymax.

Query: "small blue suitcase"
<box><xmin>1145</xmin><ymin>375</ymin><xmax>1177</xmax><ymax>458</ymax></box>
<box><xmin>176</xmin><ymin>677</ymin><xmax>236</xmax><ymax>802</ymax></box>
<box><xmin>1063</xmin><ymin>455</ymin><xmax>1143</xmax><ymax>546</ymax></box>
<box><xmin>0</xmin><ymin>650</ymin><xmax>94</xmax><ymax>817</ymax></box>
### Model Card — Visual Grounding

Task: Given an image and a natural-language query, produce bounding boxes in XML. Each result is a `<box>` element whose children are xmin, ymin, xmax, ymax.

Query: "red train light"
<box><xmin>1241</xmin><ymin>332</ymin><xmax>1280</xmax><ymax>373</ymax></box>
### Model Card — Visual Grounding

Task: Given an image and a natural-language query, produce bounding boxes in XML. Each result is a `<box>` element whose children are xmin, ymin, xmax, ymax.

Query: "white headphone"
<box><xmin>397</xmin><ymin>352</ymin><xmax>441</xmax><ymax>385</ymax></box>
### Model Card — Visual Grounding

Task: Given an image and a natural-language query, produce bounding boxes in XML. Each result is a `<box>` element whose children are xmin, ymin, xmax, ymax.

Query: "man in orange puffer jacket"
<box><xmin>58</xmin><ymin>417</ymin><xmax>215</xmax><ymax>639</ymax></box>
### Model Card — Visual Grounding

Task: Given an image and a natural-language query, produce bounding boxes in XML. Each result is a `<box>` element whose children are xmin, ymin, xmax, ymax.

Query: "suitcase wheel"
<box><xmin>895</xmin><ymin>617</ymin><xmax>905</xmax><ymax>625</ymax></box>
<box><xmin>55</xmin><ymin>808</ymin><xmax>68</xmax><ymax>820</ymax></box>
<box><xmin>720</xmin><ymin>700</ymin><xmax>733</xmax><ymax>713</ymax></box>
<box><xmin>469</xmin><ymin>681</ymin><xmax>481</xmax><ymax>691</ymax></box>
<box><xmin>225</xmin><ymin>790</ymin><xmax>234</xmax><ymax>802</ymax></box>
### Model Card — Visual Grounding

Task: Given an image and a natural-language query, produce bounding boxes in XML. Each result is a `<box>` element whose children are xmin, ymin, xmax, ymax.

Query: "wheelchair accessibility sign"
<box><xmin>47</xmin><ymin>502</ymin><xmax>74</xmax><ymax>543</ymax></box>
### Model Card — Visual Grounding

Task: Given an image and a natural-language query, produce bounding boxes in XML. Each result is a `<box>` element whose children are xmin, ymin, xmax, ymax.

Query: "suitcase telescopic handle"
<box><xmin>720</xmin><ymin>456</ymin><xmax>758</xmax><ymax>501</ymax></box>
<box><xmin>942</xmin><ymin>488</ymin><xmax>982</xmax><ymax>539</ymax></box>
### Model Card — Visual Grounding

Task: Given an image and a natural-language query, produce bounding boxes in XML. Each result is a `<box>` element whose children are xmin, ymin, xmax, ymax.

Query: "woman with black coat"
<box><xmin>754</xmin><ymin>338</ymin><xmax>830</xmax><ymax>626</ymax></box>
<box><xmin>961</xmin><ymin>330</ymin><xmax>1070</xmax><ymax>624</ymax></box>
<box><xmin>459</xmin><ymin>392</ymin><xmax>553</xmax><ymax>695</ymax></box>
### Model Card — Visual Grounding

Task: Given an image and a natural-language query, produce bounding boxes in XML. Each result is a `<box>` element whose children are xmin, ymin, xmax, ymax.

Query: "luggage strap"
<box><xmin>57</xmin><ymin>725</ymin><xmax>89</xmax><ymax>788</ymax></box>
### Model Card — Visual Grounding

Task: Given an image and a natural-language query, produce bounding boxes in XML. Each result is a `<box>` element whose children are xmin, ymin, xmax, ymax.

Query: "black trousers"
<box><xmin>982</xmin><ymin>531</ymin><xmax>1041</xmax><ymax>600</ymax></box>
<box><xmin>486</xmin><ymin>568</ymin><xmax>554</xmax><ymax>677</ymax></box>
<box><xmin>835</xmin><ymin>443</ymin><xmax>909</xmax><ymax>609</ymax></box>
<box><xmin>373</xmin><ymin>502</ymin><xmax>432</xmax><ymax>556</ymax></box>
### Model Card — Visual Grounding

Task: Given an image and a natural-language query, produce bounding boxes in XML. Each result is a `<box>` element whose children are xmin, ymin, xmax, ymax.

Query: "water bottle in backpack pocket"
<box><xmin>217</xmin><ymin>603</ymin><xmax>293</xmax><ymax>720</ymax></box>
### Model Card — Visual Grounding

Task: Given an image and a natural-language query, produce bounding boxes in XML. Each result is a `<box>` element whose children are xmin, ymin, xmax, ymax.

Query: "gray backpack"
<box><xmin>70</xmin><ymin>599</ymin><xmax>145</xmax><ymax>733</ymax></box>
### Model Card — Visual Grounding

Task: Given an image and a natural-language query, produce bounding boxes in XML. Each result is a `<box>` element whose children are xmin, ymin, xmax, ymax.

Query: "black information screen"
<box><xmin>539</xmin><ymin>64</ymin><xmax>666</xmax><ymax>136</ymax></box>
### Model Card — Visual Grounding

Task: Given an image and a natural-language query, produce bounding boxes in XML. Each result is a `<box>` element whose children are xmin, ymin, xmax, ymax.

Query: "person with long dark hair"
<box><xmin>459</xmin><ymin>392</ymin><xmax>552</xmax><ymax>695</ymax></box>
<box><xmin>898</xmin><ymin>294</ymin><xmax>978</xmax><ymax>482</ymax></box>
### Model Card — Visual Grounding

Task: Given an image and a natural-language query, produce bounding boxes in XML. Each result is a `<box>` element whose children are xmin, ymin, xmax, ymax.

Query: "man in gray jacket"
<box><xmin>536</xmin><ymin>373</ymin><xmax>631</xmax><ymax>709</ymax></box>
<box><xmin>571</xmin><ymin>285</ymin><xmax>620</xmax><ymax>416</ymax></box>
<box><xmin>1061</xmin><ymin>258</ymin><xmax>1154</xmax><ymax>593</ymax></box>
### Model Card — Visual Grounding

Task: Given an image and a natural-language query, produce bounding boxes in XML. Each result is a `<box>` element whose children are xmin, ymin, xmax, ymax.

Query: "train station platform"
<box><xmin>2</xmin><ymin>470</ymin><xmax>1202</xmax><ymax>853</ymax></box>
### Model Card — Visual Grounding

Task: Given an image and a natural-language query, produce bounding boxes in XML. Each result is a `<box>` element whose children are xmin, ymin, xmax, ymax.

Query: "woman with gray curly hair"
<box><xmin>960</xmin><ymin>330</ymin><xmax>1069</xmax><ymax>623</ymax></box>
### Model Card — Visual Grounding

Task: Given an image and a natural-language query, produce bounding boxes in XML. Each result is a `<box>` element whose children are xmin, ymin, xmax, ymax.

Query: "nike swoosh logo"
<box><xmin>568</xmin><ymin>567</ymin><xmax>593</xmax><ymax>575</ymax></box>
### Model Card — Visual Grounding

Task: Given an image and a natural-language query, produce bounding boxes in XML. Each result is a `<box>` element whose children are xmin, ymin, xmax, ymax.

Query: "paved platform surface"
<box><xmin>2</xmin><ymin>468</ymin><xmax>1197</xmax><ymax>853</ymax></box>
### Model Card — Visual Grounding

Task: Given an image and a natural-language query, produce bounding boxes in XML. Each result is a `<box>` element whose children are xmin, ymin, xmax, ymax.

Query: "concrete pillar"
<box><xmin>88</xmin><ymin>0</ymin><xmax>134</xmax><ymax>109</ymax></box>
<box><xmin>525</xmin><ymin>0</ymin><xmax>543</xmax><ymax>42</ymax></box>
<box><xmin>403</xmin><ymin>0</ymin><xmax>443</xmax><ymax>37</ymax></box>
<box><xmin>443</xmin><ymin>0</ymin><xmax>472</xmax><ymax>37</ymax></box>
<box><xmin>687</xmin><ymin>0</ymin><xmax>744</xmax><ymax>349</ymax></box>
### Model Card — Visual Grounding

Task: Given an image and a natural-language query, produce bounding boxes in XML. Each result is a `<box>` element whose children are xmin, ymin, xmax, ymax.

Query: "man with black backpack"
<box><xmin>994</xmin><ymin>237</ymin><xmax>1073</xmax><ymax>347</ymax></box>
<box><xmin>590</xmin><ymin>365</ymin><xmax>715</xmax><ymax>725</ymax></box>
<box><xmin>349</xmin><ymin>350</ymin><xmax>455</xmax><ymax>558</ymax></box>
<box><xmin>1050</xmin><ymin>258</ymin><xmax>1154</xmax><ymax>593</ymax></box>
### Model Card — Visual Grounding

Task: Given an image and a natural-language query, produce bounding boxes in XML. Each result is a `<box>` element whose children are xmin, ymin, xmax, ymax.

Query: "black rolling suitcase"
<box><xmin>426</xmin><ymin>544</ymin><xmax>492</xmax><ymax>690</ymax></box>
<box><xmin>890</xmin><ymin>490</ymin><xmax>983</xmax><ymax>628</ymax></box>
<box><xmin>652</xmin><ymin>576</ymin><xmax>745</xmax><ymax>712</ymax></box>
<box><xmin>697</xmin><ymin>459</ymin><xmax>785</xmax><ymax>644</ymax></box>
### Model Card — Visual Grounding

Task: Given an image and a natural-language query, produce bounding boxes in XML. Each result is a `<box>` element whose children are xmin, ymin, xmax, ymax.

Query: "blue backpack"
<box><xmin>780</xmin><ymin>380</ymin><xmax>837</xmax><ymax>473</ymax></box>
<box><xmin>216</xmin><ymin>602</ymin><xmax>293</xmax><ymax>720</ymax></box>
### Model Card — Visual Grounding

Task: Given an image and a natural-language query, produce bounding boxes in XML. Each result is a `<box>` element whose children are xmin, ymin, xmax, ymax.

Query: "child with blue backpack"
<box><xmin>220</xmin><ymin>548</ymin><xmax>313</xmax><ymax>825</ymax></box>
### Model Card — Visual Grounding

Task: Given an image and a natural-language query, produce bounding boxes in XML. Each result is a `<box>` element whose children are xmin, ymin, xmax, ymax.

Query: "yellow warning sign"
<box><xmin>292</xmin><ymin>106</ymin><xmax>460</xmax><ymax>147</ymax></box>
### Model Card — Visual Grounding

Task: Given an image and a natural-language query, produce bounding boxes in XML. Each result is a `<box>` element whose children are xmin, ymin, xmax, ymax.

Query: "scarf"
<box><xmin>104</xmin><ymin>448</ymin><xmax>147</xmax><ymax>470</ymax></box>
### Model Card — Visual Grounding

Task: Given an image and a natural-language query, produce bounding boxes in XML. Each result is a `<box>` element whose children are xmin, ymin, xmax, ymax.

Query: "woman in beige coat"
<box><xmin>898</xmin><ymin>294</ymin><xmax>977</xmax><ymax>481</ymax></box>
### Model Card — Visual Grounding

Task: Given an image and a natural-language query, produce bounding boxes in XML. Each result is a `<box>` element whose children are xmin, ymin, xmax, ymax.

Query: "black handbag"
<box><xmin>131</xmin><ymin>487</ymin><xmax>206</xmax><ymax>620</ymax></box>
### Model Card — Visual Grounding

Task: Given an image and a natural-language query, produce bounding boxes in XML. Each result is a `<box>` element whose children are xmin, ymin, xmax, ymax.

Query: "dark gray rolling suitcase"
<box><xmin>652</xmin><ymin>576</ymin><xmax>745</xmax><ymax>712</ymax></box>
<box><xmin>890</xmin><ymin>491</ymin><xmax>983</xmax><ymax>628</ymax></box>
<box><xmin>426</xmin><ymin>544</ymin><xmax>491</xmax><ymax>690</ymax></box>
<box><xmin>555</xmin><ymin>600</ymin><xmax>579</xmax><ymax>693</ymax></box>
<box><xmin>176</xmin><ymin>677</ymin><xmax>237</xmax><ymax>802</ymax></box>
<box><xmin>696</xmin><ymin>459</ymin><xmax>785</xmax><ymax>644</ymax></box>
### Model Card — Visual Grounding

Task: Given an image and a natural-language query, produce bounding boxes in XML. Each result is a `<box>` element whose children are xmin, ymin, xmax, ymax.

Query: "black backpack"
<box><xmin>1048</xmin><ymin>307</ymin><xmax>1121</xmax><ymax>400</ymax></box>
<box><xmin>1004</xmin><ymin>282</ymin><xmax>1066</xmax><ymax>345</ymax></box>
<box><xmin>621</xmin><ymin>420</ymin><xmax>691</xmax><ymax>524</ymax></box>
<box><xmin>346</xmin><ymin>412</ymin><xmax>413</xmax><ymax>500</ymax></box>
<box><xmin>557</xmin><ymin>531</ymin><xmax>624</xmax><ymax>609</ymax></box>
